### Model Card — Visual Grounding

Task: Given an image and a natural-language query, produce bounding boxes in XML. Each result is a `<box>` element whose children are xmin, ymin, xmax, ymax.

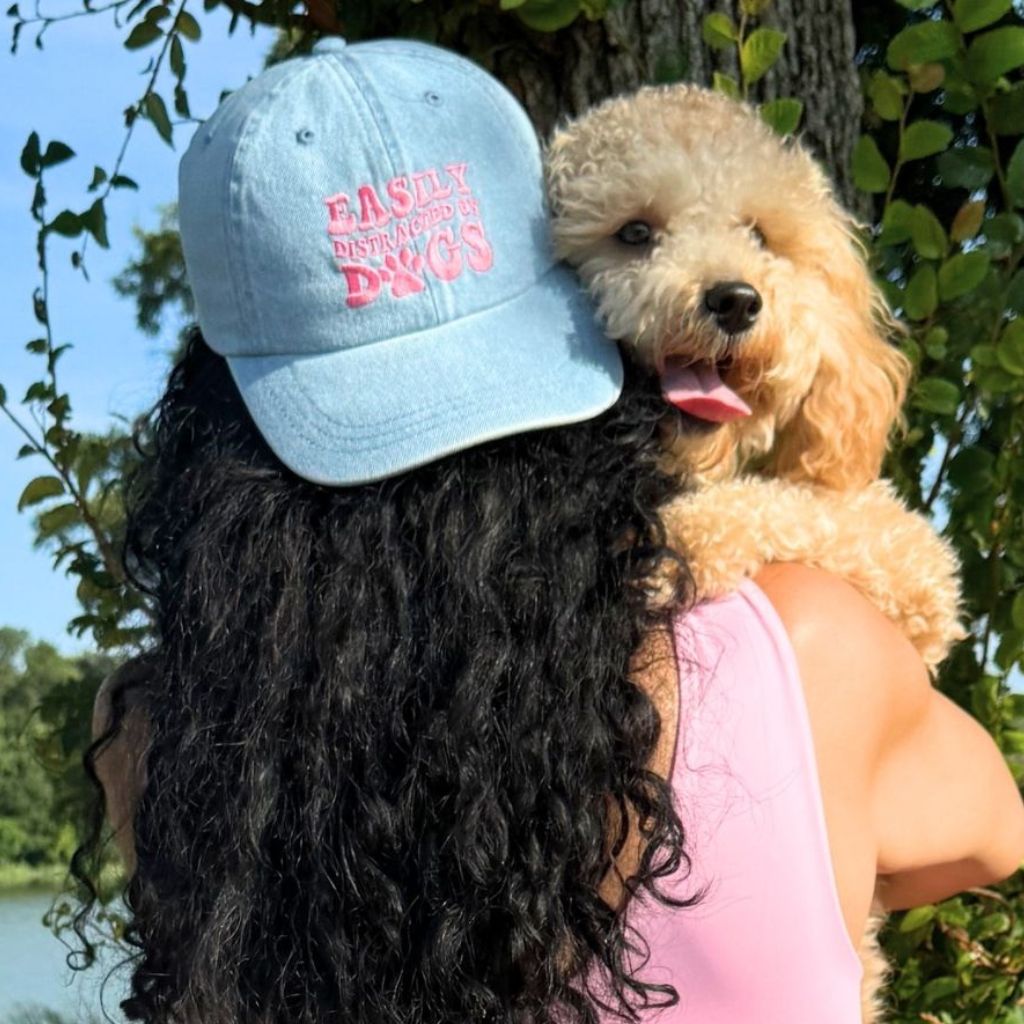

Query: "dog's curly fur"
<box><xmin>546</xmin><ymin>84</ymin><xmax>966</xmax><ymax>1023</ymax></box>
<box><xmin>660</xmin><ymin>477</ymin><xmax>965</xmax><ymax>673</ymax></box>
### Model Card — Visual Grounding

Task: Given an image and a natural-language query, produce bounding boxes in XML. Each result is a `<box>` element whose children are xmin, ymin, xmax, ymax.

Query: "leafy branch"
<box><xmin>7</xmin><ymin>0</ymin><xmax>135</xmax><ymax>51</ymax></box>
<box><xmin>0</xmin><ymin>140</ymin><xmax>124</xmax><ymax>589</ymax></box>
<box><xmin>700</xmin><ymin>1</ymin><xmax>804</xmax><ymax>135</ymax></box>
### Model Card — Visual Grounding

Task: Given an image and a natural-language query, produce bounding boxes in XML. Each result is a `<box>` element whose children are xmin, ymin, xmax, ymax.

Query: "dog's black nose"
<box><xmin>704</xmin><ymin>281</ymin><xmax>762</xmax><ymax>335</ymax></box>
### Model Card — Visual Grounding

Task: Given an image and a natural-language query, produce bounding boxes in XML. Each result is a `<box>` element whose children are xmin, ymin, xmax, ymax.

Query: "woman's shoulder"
<box><xmin>753</xmin><ymin>562</ymin><xmax>932</xmax><ymax>756</ymax></box>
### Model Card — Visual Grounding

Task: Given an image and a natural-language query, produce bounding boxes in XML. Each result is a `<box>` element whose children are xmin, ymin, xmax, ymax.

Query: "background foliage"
<box><xmin>0</xmin><ymin>628</ymin><xmax>111</xmax><ymax>873</ymax></box>
<box><xmin>0</xmin><ymin>0</ymin><xmax>1023</xmax><ymax>1020</ymax></box>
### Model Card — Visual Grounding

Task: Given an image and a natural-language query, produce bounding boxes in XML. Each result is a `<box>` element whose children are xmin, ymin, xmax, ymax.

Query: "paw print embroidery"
<box><xmin>382</xmin><ymin>248</ymin><xmax>426</xmax><ymax>298</ymax></box>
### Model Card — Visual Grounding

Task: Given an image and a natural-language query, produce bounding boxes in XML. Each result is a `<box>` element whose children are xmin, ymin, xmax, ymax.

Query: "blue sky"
<box><xmin>0</xmin><ymin>5</ymin><xmax>274</xmax><ymax>652</ymax></box>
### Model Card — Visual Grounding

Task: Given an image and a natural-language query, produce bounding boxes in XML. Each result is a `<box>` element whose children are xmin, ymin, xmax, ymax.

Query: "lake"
<box><xmin>0</xmin><ymin>888</ymin><xmax>128</xmax><ymax>1024</ymax></box>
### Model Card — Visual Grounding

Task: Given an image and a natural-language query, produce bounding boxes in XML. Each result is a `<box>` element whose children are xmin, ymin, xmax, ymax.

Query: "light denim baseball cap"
<box><xmin>177</xmin><ymin>36</ymin><xmax>622</xmax><ymax>485</ymax></box>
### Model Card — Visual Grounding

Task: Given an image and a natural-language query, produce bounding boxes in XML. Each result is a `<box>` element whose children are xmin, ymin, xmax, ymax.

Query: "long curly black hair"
<box><xmin>73</xmin><ymin>329</ymin><xmax>697</xmax><ymax>1024</ymax></box>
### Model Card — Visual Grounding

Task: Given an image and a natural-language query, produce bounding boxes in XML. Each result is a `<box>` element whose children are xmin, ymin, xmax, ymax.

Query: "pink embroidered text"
<box><xmin>324</xmin><ymin>163</ymin><xmax>494</xmax><ymax>309</ymax></box>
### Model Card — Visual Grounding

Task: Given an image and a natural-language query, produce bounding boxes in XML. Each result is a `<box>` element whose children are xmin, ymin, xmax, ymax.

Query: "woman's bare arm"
<box><xmin>757</xmin><ymin>563</ymin><xmax>1024</xmax><ymax>914</ymax></box>
<box><xmin>91</xmin><ymin>658</ymin><xmax>151</xmax><ymax>873</ymax></box>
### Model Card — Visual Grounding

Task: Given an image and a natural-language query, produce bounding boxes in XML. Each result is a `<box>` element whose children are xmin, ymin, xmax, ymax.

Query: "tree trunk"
<box><xmin>490</xmin><ymin>1</ymin><xmax>864</xmax><ymax>210</ymax></box>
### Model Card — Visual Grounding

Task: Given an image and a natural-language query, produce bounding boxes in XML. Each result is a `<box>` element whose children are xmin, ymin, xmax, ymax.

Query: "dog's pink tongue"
<box><xmin>660</xmin><ymin>360</ymin><xmax>752</xmax><ymax>423</ymax></box>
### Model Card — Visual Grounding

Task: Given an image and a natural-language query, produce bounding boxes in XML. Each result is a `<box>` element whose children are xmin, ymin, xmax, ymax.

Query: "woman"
<box><xmin>80</xmin><ymin>37</ymin><xmax>1024</xmax><ymax>1024</ymax></box>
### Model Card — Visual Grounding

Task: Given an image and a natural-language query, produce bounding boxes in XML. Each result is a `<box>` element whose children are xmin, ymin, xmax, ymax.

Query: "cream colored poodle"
<box><xmin>546</xmin><ymin>84</ymin><xmax>966</xmax><ymax>1022</ymax></box>
<box><xmin>545</xmin><ymin>83</ymin><xmax>964</xmax><ymax>666</ymax></box>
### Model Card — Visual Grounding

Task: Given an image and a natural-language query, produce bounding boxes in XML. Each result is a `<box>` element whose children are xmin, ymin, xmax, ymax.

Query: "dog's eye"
<box><xmin>747</xmin><ymin>222</ymin><xmax>767</xmax><ymax>248</ymax></box>
<box><xmin>615</xmin><ymin>220</ymin><xmax>653</xmax><ymax>246</ymax></box>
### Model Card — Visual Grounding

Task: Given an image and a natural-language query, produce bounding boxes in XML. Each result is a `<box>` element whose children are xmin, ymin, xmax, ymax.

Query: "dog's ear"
<box><xmin>766</xmin><ymin>216</ymin><xmax>911</xmax><ymax>491</ymax></box>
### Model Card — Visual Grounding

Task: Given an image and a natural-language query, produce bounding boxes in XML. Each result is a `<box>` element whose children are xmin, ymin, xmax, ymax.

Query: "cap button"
<box><xmin>313</xmin><ymin>36</ymin><xmax>347</xmax><ymax>55</ymax></box>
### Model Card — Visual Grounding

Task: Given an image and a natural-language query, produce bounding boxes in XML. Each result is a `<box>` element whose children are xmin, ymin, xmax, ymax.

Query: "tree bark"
<box><xmin>490</xmin><ymin>1</ymin><xmax>864</xmax><ymax>210</ymax></box>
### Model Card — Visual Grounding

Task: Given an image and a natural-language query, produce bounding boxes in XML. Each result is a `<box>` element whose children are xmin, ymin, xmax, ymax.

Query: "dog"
<box><xmin>546</xmin><ymin>84</ymin><xmax>965</xmax><ymax>1023</ymax></box>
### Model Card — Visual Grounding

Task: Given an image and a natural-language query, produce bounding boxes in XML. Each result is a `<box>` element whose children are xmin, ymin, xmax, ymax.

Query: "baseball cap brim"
<box><xmin>225</xmin><ymin>263</ymin><xmax>623</xmax><ymax>486</ymax></box>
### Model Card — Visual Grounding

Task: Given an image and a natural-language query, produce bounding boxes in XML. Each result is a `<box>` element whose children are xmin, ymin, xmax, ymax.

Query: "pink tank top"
<box><xmin>604</xmin><ymin>579</ymin><xmax>863</xmax><ymax>1022</ymax></box>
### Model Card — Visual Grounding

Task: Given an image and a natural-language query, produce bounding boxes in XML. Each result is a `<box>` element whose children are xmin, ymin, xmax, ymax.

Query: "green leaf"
<box><xmin>899</xmin><ymin>119</ymin><xmax>953</xmax><ymax>161</ymax></box>
<box><xmin>869</xmin><ymin>71</ymin><xmax>905</xmax><ymax>121</ymax></box>
<box><xmin>954</xmin><ymin>0</ymin><xmax>1012</xmax><ymax>33</ymax></box>
<box><xmin>908</xmin><ymin>62</ymin><xmax>946</xmax><ymax>93</ymax></box>
<box><xmin>759</xmin><ymin>98</ymin><xmax>802</xmax><ymax>135</ymax></box>
<box><xmin>48</xmin><ymin>393</ymin><xmax>70</xmax><ymax>422</ymax></box>
<box><xmin>878</xmin><ymin>199</ymin><xmax>915</xmax><ymax>245</ymax></box>
<box><xmin>970</xmin><ymin>342</ymin><xmax>1000</xmax><ymax>366</ymax></box>
<box><xmin>712</xmin><ymin>72</ymin><xmax>740</xmax><ymax>100</ymax></box>
<box><xmin>17</xmin><ymin>475</ymin><xmax>64</xmax><ymax>511</ymax></box>
<box><xmin>887</xmin><ymin>20</ymin><xmax>959</xmax><ymax>70</ymax></box>
<box><xmin>983</xmin><ymin>211</ymin><xmax>1024</xmax><ymax>255</ymax></box>
<box><xmin>36</xmin><ymin>502</ymin><xmax>81</xmax><ymax>536</ymax></box>
<box><xmin>910</xmin><ymin>204</ymin><xmax>948</xmax><ymax>259</ymax></box>
<box><xmin>20</xmin><ymin>131</ymin><xmax>40</xmax><ymax>176</ymax></box>
<box><xmin>974</xmin><ymin>364</ymin><xmax>1019</xmax><ymax>391</ymax></box>
<box><xmin>49</xmin><ymin>342</ymin><xmax>71</xmax><ymax>364</ymax></box>
<box><xmin>975</xmin><ymin>911</ymin><xmax>1012</xmax><ymax>938</ymax></box>
<box><xmin>87</xmin><ymin>165</ymin><xmax>107</xmax><ymax>191</ymax></box>
<box><xmin>124</xmin><ymin>19</ymin><xmax>162</xmax><ymax>48</ymax></box>
<box><xmin>170</xmin><ymin>34</ymin><xmax>185</xmax><ymax>78</ymax></box>
<box><xmin>923</xmin><ymin>326</ymin><xmax>948</xmax><ymax>358</ymax></box>
<box><xmin>899</xmin><ymin>904</ymin><xmax>937</xmax><ymax>931</ymax></box>
<box><xmin>174</xmin><ymin>83</ymin><xmax>190</xmax><ymax>118</ymax></box>
<box><xmin>913</xmin><ymin>377</ymin><xmax>961</xmax><ymax>414</ymax></box>
<box><xmin>852</xmin><ymin>135</ymin><xmax>890</xmax><ymax>193</ymax></box>
<box><xmin>81</xmin><ymin>199</ymin><xmax>108</xmax><ymax>248</ymax></box>
<box><xmin>702</xmin><ymin>12</ymin><xmax>737</xmax><ymax>50</ymax></box>
<box><xmin>47</xmin><ymin>210</ymin><xmax>82</xmax><ymax>237</ymax></box>
<box><xmin>0</xmin><ymin>383</ymin><xmax>6</xmax><ymax>405</ymax></box>
<box><xmin>1007</xmin><ymin>268</ymin><xmax>1024</xmax><ymax>310</ymax></box>
<box><xmin>1012</xmin><ymin>589</ymin><xmax>1024</xmax><ymax>630</ymax></box>
<box><xmin>920</xmin><ymin>977</ymin><xmax>960</xmax><ymax>1002</ymax></box>
<box><xmin>145</xmin><ymin>92</ymin><xmax>173</xmax><ymax>146</ymax></box>
<box><xmin>40</xmin><ymin>140</ymin><xmax>74</xmax><ymax>168</ymax></box>
<box><xmin>894</xmin><ymin>0</ymin><xmax>939</xmax><ymax>8</ymax></box>
<box><xmin>966</xmin><ymin>26</ymin><xmax>1024</xmax><ymax>82</ymax></box>
<box><xmin>942</xmin><ymin>76</ymin><xmax>979</xmax><ymax>114</ymax></box>
<box><xmin>988</xmin><ymin>83</ymin><xmax>1024</xmax><ymax>133</ymax></box>
<box><xmin>24</xmin><ymin>380</ymin><xmax>49</xmax><ymax>402</ymax></box>
<box><xmin>738</xmin><ymin>0</ymin><xmax>771</xmax><ymax>13</ymax></box>
<box><xmin>997</xmin><ymin>319</ymin><xmax>1024</xmax><ymax>374</ymax></box>
<box><xmin>740</xmin><ymin>28</ymin><xmax>786</xmax><ymax>84</ymax></box>
<box><xmin>1006</xmin><ymin>138</ymin><xmax>1024</xmax><ymax>207</ymax></box>
<box><xmin>936</xmin><ymin>145</ymin><xmax>994</xmax><ymax>188</ymax></box>
<box><xmin>938</xmin><ymin>250</ymin><xmax>990</xmax><ymax>300</ymax></box>
<box><xmin>950</xmin><ymin>199</ymin><xmax>985</xmax><ymax>241</ymax></box>
<box><xmin>110</xmin><ymin>173</ymin><xmax>139</xmax><ymax>190</ymax></box>
<box><xmin>25</xmin><ymin>338</ymin><xmax>46</xmax><ymax>354</ymax></box>
<box><xmin>515</xmin><ymin>0</ymin><xmax>581</xmax><ymax>31</ymax></box>
<box><xmin>904</xmin><ymin>264</ymin><xmax>938</xmax><ymax>320</ymax></box>
<box><xmin>499</xmin><ymin>0</ymin><xmax>528</xmax><ymax>7</ymax></box>
<box><xmin>177</xmin><ymin>9</ymin><xmax>201</xmax><ymax>39</ymax></box>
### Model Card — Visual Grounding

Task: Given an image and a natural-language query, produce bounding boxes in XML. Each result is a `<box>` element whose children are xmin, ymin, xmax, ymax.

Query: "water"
<box><xmin>0</xmin><ymin>889</ymin><xmax>128</xmax><ymax>1024</ymax></box>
